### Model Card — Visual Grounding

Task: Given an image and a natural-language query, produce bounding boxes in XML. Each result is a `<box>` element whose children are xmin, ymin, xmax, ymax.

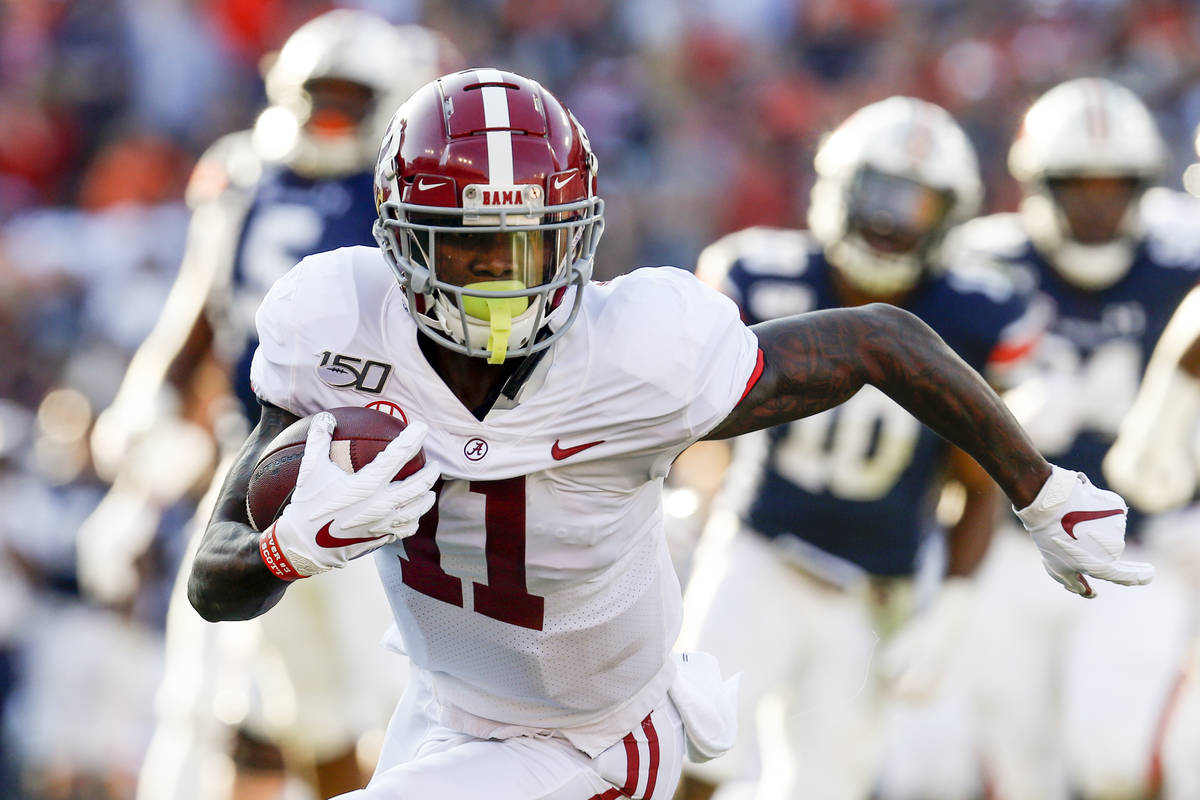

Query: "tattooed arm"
<box><xmin>705</xmin><ymin>303</ymin><xmax>1050</xmax><ymax>508</ymax></box>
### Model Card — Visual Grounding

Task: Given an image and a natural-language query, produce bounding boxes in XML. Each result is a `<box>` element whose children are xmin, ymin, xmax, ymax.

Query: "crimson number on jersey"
<box><xmin>396</xmin><ymin>477</ymin><xmax>545</xmax><ymax>630</ymax></box>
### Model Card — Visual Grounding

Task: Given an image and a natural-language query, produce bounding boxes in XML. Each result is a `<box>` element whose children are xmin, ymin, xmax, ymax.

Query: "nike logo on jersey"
<box><xmin>551</xmin><ymin>439</ymin><xmax>605</xmax><ymax>460</ymax></box>
<box><xmin>314</xmin><ymin>519</ymin><xmax>393</xmax><ymax>548</ymax></box>
<box><xmin>1061</xmin><ymin>509</ymin><xmax>1124</xmax><ymax>540</ymax></box>
<box><xmin>417</xmin><ymin>179</ymin><xmax>447</xmax><ymax>191</ymax></box>
<box><xmin>552</xmin><ymin>174</ymin><xmax>574</xmax><ymax>190</ymax></box>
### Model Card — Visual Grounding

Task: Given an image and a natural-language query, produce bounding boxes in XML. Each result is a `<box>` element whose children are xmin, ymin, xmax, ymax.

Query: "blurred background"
<box><xmin>2</xmin><ymin>1</ymin><xmax>1200</xmax><ymax>798</ymax></box>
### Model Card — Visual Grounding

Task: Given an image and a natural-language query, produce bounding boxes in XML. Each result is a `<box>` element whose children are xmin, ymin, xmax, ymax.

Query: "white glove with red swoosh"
<box><xmin>259</xmin><ymin>412</ymin><xmax>439</xmax><ymax>581</ymax></box>
<box><xmin>1015</xmin><ymin>465</ymin><xmax>1154</xmax><ymax>598</ymax></box>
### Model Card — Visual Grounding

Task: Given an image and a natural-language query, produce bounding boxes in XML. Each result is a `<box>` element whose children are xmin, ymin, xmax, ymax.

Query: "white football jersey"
<box><xmin>250</xmin><ymin>246</ymin><xmax>760</xmax><ymax>754</ymax></box>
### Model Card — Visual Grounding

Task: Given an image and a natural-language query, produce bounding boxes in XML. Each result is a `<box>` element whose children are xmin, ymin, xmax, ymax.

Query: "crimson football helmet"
<box><xmin>373</xmin><ymin>69</ymin><xmax>604</xmax><ymax>363</ymax></box>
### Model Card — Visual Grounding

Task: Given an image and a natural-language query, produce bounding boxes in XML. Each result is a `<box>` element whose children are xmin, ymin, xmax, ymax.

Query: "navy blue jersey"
<box><xmin>227</xmin><ymin>167</ymin><xmax>378</xmax><ymax>418</ymax></box>
<box><xmin>702</xmin><ymin>227</ymin><xmax>1038</xmax><ymax>576</ymax></box>
<box><xmin>953</xmin><ymin>194</ymin><xmax>1200</xmax><ymax>536</ymax></box>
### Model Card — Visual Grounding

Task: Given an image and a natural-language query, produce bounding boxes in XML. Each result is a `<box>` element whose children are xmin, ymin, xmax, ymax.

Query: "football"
<box><xmin>245</xmin><ymin>406</ymin><xmax>426</xmax><ymax>531</ymax></box>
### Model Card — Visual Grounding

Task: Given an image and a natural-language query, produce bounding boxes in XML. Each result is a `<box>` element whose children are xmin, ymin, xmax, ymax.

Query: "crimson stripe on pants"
<box><xmin>620</xmin><ymin>731</ymin><xmax>640</xmax><ymax>796</ymax></box>
<box><xmin>641</xmin><ymin>713</ymin><xmax>660</xmax><ymax>800</ymax></box>
<box><xmin>586</xmin><ymin>790</ymin><xmax>625</xmax><ymax>800</ymax></box>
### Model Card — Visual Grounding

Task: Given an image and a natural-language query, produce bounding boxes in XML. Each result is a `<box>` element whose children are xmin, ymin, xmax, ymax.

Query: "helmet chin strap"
<box><xmin>1021</xmin><ymin>193</ymin><xmax>1138</xmax><ymax>290</ymax></box>
<box><xmin>828</xmin><ymin>234</ymin><xmax>925</xmax><ymax>297</ymax></box>
<box><xmin>1050</xmin><ymin>239</ymin><xmax>1135</xmax><ymax>290</ymax></box>
<box><xmin>288</xmin><ymin>133</ymin><xmax>371</xmax><ymax>178</ymax></box>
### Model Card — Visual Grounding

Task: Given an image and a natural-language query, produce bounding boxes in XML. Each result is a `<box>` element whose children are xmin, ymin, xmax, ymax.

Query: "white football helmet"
<box><xmin>808</xmin><ymin>96</ymin><xmax>982</xmax><ymax>297</ymax></box>
<box><xmin>252</xmin><ymin>11</ymin><xmax>452</xmax><ymax>178</ymax></box>
<box><xmin>1008</xmin><ymin>78</ymin><xmax>1165</xmax><ymax>289</ymax></box>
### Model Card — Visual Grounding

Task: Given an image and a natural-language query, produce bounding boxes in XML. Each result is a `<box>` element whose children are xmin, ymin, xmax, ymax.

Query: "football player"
<box><xmin>673</xmin><ymin>97</ymin><xmax>1044</xmax><ymax>800</ymax></box>
<box><xmin>1104</xmin><ymin>257</ymin><xmax>1200</xmax><ymax>513</ymax></box>
<box><xmin>1102</xmin><ymin>130</ymin><xmax>1200</xmax><ymax>800</ymax></box>
<box><xmin>76</xmin><ymin>10</ymin><xmax>453</xmax><ymax>800</ymax></box>
<box><xmin>188</xmin><ymin>69</ymin><xmax>1150</xmax><ymax>800</ymax></box>
<box><xmin>948</xmin><ymin>77</ymin><xmax>1200</xmax><ymax>800</ymax></box>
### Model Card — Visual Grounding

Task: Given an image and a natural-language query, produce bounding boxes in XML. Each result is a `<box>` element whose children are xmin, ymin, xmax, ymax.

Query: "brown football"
<box><xmin>245</xmin><ymin>406</ymin><xmax>425</xmax><ymax>531</ymax></box>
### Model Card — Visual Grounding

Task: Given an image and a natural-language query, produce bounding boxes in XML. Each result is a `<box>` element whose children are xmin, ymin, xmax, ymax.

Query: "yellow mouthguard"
<box><xmin>461</xmin><ymin>281</ymin><xmax>530</xmax><ymax>364</ymax></box>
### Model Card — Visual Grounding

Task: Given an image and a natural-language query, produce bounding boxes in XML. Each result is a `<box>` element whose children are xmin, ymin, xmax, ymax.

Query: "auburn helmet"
<box><xmin>1008</xmin><ymin>78</ymin><xmax>1165</xmax><ymax>289</ymax></box>
<box><xmin>253</xmin><ymin>11</ymin><xmax>450</xmax><ymax>178</ymax></box>
<box><xmin>808</xmin><ymin>96</ymin><xmax>982</xmax><ymax>297</ymax></box>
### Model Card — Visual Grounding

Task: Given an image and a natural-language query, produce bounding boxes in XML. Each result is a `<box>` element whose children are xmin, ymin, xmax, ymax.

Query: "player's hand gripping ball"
<box><xmin>248</xmin><ymin>407</ymin><xmax>439</xmax><ymax>581</ymax></box>
<box><xmin>246</xmin><ymin>406</ymin><xmax>426</xmax><ymax>531</ymax></box>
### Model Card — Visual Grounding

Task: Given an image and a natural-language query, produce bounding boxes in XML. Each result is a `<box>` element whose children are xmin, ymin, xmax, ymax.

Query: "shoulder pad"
<box><xmin>696</xmin><ymin>226</ymin><xmax>815</xmax><ymax>283</ymax></box>
<box><xmin>255</xmin><ymin>246</ymin><xmax>388</xmax><ymax>360</ymax></box>
<box><xmin>185</xmin><ymin>130</ymin><xmax>262</xmax><ymax>209</ymax></box>
<box><xmin>1141</xmin><ymin>188</ymin><xmax>1200</xmax><ymax>269</ymax></box>
<box><xmin>586</xmin><ymin>266</ymin><xmax>757</xmax><ymax>440</ymax></box>
<box><xmin>943</xmin><ymin>213</ymin><xmax>1028</xmax><ymax>264</ymax></box>
<box><xmin>597</xmin><ymin>267</ymin><xmax>742</xmax><ymax>362</ymax></box>
<box><xmin>940</xmin><ymin>259</ymin><xmax>1020</xmax><ymax>304</ymax></box>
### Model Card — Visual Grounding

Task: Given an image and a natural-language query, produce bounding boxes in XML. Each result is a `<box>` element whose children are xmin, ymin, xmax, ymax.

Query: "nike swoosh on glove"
<box><xmin>259</xmin><ymin>411</ymin><xmax>439</xmax><ymax>581</ymax></box>
<box><xmin>1015</xmin><ymin>465</ymin><xmax>1154</xmax><ymax>598</ymax></box>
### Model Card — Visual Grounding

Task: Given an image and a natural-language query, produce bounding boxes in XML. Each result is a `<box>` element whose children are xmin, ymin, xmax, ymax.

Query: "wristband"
<box><xmin>259</xmin><ymin>523</ymin><xmax>304</xmax><ymax>581</ymax></box>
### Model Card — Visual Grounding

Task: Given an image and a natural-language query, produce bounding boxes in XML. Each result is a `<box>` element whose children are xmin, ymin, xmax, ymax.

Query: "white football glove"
<box><xmin>258</xmin><ymin>412</ymin><xmax>439</xmax><ymax>581</ymax></box>
<box><xmin>879</xmin><ymin>577</ymin><xmax>976</xmax><ymax>702</ymax></box>
<box><xmin>1015</xmin><ymin>465</ymin><xmax>1154</xmax><ymax>598</ymax></box>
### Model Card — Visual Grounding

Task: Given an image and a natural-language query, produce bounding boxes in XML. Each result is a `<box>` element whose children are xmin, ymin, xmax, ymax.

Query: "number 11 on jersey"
<box><xmin>396</xmin><ymin>477</ymin><xmax>546</xmax><ymax>630</ymax></box>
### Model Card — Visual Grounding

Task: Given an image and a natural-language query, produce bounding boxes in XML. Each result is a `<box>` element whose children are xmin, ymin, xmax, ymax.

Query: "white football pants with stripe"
<box><xmin>335</xmin><ymin>666</ymin><xmax>686</xmax><ymax>800</ymax></box>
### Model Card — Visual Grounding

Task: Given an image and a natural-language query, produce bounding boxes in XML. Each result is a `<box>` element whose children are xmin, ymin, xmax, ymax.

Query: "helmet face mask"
<box><xmin>374</xmin><ymin>70</ymin><xmax>604</xmax><ymax>364</ymax></box>
<box><xmin>846</xmin><ymin>168</ymin><xmax>954</xmax><ymax>256</ymax></box>
<box><xmin>1044</xmin><ymin>175</ymin><xmax>1144</xmax><ymax>245</ymax></box>
<box><xmin>301</xmin><ymin>77</ymin><xmax>377</xmax><ymax>139</ymax></box>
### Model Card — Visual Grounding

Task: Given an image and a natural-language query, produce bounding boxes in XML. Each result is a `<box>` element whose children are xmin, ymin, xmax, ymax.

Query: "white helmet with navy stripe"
<box><xmin>373</xmin><ymin>69</ymin><xmax>604</xmax><ymax>363</ymax></box>
<box><xmin>1008</xmin><ymin>77</ymin><xmax>1165</xmax><ymax>289</ymax></box>
<box><xmin>808</xmin><ymin>96</ymin><xmax>982</xmax><ymax>297</ymax></box>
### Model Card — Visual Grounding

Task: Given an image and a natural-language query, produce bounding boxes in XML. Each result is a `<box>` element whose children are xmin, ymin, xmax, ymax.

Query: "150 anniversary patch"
<box><xmin>316</xmin><ymin>351</ymin><xmax>393</xmax><ymax>394</ymax></box>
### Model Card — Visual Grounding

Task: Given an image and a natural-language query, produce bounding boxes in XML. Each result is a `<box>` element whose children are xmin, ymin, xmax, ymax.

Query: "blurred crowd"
<box><xmin>3</xmin><ymin>0</ymin><xmax>1200</xmax><ymax>798</ymax></box>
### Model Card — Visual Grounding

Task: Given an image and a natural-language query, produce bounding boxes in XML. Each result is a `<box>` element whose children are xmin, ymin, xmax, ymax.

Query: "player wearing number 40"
<box><xmin>188</xmin><ymin>69</ymin><xmax>1152</xmax><ymax>800</ymax></box>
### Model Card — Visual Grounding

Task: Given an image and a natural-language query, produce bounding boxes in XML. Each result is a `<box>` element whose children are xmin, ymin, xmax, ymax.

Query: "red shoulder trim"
<box><xmin>738</xmin><ymin>348</ymin><xmax>765</xmax><ymax>404</ymax></box>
